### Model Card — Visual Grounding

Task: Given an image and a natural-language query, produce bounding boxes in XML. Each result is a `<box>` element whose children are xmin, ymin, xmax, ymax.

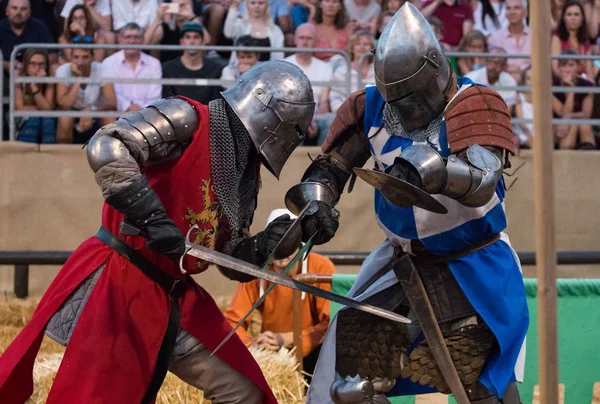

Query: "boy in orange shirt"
<box><xmin>224</xmin><ymin>209</ymin><xmax>336</xmax><ymax>377</ymax></box>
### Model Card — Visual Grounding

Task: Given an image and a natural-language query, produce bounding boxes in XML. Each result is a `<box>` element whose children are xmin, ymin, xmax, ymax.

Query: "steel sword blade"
<box><xmin>209</xmin><ymin>235</ymin><xmax>316</xmax><ymax>358</ymax></box>
<box><xmin>184</xmin><ymin>242</ymin><xmax>412</xmax><ymax>325</ymax></box>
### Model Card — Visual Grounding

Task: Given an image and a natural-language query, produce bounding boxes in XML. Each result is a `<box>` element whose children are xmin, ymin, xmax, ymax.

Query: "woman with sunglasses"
<box><xmin>59</xmin><ymin>4</ymin><xmax>106</xmax><ymax>64</ymax></box>
<box><xmin>15</xmin><ymin>48</ymin><xmax>56</xmax><ymax>143</ymax></box>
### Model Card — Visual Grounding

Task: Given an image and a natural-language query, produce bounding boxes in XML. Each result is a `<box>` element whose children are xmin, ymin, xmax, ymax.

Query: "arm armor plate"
<box><xmin>86</xmin><ymin>97</ymin><xmax>199</xmax><ymax>198</ymax></box>
<box><xmin>395</xmin><ymin>144</ymin><xmax>504</xmax><ymax>208</ymax></box>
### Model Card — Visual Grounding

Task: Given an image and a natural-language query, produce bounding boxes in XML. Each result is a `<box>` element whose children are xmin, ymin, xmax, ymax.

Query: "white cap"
<box><xmin>266</xmin><ymin>208</ymin><xmax>297</xmax><ymax>227</ymax></box>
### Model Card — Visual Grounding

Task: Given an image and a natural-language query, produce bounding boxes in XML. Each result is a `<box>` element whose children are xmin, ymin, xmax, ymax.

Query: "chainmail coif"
<box><xmin>383</xmin><ymin>103</ymin><xmax>443</xmax><ymax>141</ymax></box>
<box><xmin>208</xmin><ymin>98</ymin><xmax>260</xmax><ymax>253</ymax></box>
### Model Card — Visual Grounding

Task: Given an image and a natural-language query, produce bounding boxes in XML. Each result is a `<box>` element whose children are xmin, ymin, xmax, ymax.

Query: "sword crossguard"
<box><xmin>180</xmin><ymin>225</ymin><xmax>199</xmax><ymax>275</ymax></box>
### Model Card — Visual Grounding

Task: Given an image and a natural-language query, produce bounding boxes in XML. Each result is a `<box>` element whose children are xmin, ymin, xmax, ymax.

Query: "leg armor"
<box><xmin>334</xmin><ymin>260</ymin><xmax>500</xmax><ymax>400</ymax></box>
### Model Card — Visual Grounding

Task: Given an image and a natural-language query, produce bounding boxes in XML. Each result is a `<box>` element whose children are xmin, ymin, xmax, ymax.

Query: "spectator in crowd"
<box><xmin>290</xmin><ymin>0</ymin><xmax>318</xmax><ymax>30</ymax></box>
<box><xmin>327</xmin><ymin>29</ymin><xmax>375</xmax><ymax>114</ymax></box>
<box><xmin>224</xmin><ymin>209</ymin><xmax>336</xmax><ymax>379</ymax></box>
<box><xmin>552</xmin><ymin>49</ymin><xmax>595</xmax><ymax>149</ymax></box>
<box><xmin>375</xmin><ymin>10</ymin><xmax>394</xmax><ymax>45</ymax></box>
<box><xmin>60</xmin><ymin>0</ymin><xmax>113</xmax><ymax>40</ymax></box>
<box><xmin>427</xmin><ymin>15</ymin><xmax>450</xmax><ymax>50</ymax></box>
<box><xmin>505</xmin><ymin>62</ymin><xmax>521</xmax><ymax>82</ymax></box>
<box><xmin>220</xmin><ymin>35</ymin><xmax>261</xmax><ymax>86</ymax></box>
<box><xmin>102</xmin><ymin>22</ymin><xmax>162</xmax><ymax>112</ymax></box>
<box><xmin>0</xmin><ymin>0</ymin><xmax>57</xmax><ymax>89</ymax></box>
<box><xmin>551</xmin><ymin>0</ymin><xmax>593</xmax><ymax>78</ymax></box>
<box><xmin>344</xmin><ymin>0</ymin><xmax>381</xmax><ymax>35</ymax></box>
<box><xmin>58</xmin><ymin>5</ymin><xmax>106</xmax><ymax>64</ymax></box>
<box><xmin>551</xmin><ymin>0</ymin><xmax>565</xmax><ymax>31</ymax></box>
<box><xmin>224</xmin><ymin>0</ymin><xmax>285</xmax><ymax>62</ymax></box>
<box><xmin>17</xmin><ymin>0</ymin><xmax>60</xmax><ymax>42</ymax></box>
<box><xmin>144</xmin><ymin>0</ymin><xmax>205</xmax><ymax>63</ymax></box>
<box><xmin>55</xmin><ymin>37</ymin><xmax>116</xmax><ymax>144</ymax></box>
<box><xmin>465</xmin><ymin>47</ymin><xmax>517</xmax><ymax>111</ymax></box>
<box><xmin>162</xmin><ymin>21</ymin><xmax>224</xmax><ymax>104</ymax></box>
<box><xmin>420</xmin><ymin>0</ymin><xmax>474</xmax><ymax>49</ymax></box>
<box><xmin>284</xmin><ymin>23</ymin><xmax>333</xmax><ymax>144</ymax></box>
<box><xmin>110</xmin><ymin>0</ymin><xmax>158</xmax><ymax>32</ymax></box>
<box><xmin>472</xmin><ymin>0</ymin><xmax>507</xmax><ymax>37</ymax></box>
<box><xmin>590</xmin><ymin>44</ymin><xmax>600</xmax><ymax>123</ymax></box>
<box><xmin>237</xmin><ymin>0</ymin><xmax>293</xmax><ymax>44</ymax></box>
<box><xmin>15</xmin><ymin>48</ymin><xmax>56</xmax><ymax>143</ymax></box>
<box><xmin>381</xmin><ymin>0</ymin><xmax>405</xmax><ymax>14</ymax></box>
<box><xmin>456</xmin><ymin>30</ymin><xmax>487</xmax><ymax>75</ymax></box>
<box><xmin>583</xmin><ymin>0</ymin><xmax>600</xmax><ymax>41</ymax></box>
<box><xmin>487</xmin><ymin>0</ymin><xmax>530</xmax><ymax>71</ymax></box>
<box><xmin>310</xmin><ymin>0</ymin><xmax>351</xmax><ymax>61</ymax></box>
<box><xmin>202</xmin><ymin>0</ymin><xmax>231</xmax><ymax>46</ymax></box>
<box><xmin>515</xmin><ymin>66</ymin><xmax>534</xmax><ymax>149</ymax></box>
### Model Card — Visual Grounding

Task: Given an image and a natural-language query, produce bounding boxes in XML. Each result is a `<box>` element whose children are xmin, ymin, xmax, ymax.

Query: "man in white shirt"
<box><xmin>466</xmin><ymin>47</ymin><xmax>517</xmax><ymax>111</ymax></box>
<box><xmin>284</xmin><ymin>23</ymin><xmax>332</xmax><ymax>143</ymax></box>
<box><xmin>110</xmin><ymin>0</ymin><xmax>158</xmax><ymax>32</ymax></box>
<box><xmin>101</xmin><ymin>22</ymin><xmax>162</xmax><ymax>112</ymax></box>
<box><xmin>55</xmin><ymin>37</ymin><xmax>117</xmax><ymax>144</ymax></box>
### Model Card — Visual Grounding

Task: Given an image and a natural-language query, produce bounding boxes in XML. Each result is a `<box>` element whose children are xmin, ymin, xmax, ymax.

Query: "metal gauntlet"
<box><xmin>285</xmin><ymin>154</ymin><xmax>350</xmax><ymax>213</ymax></box>
<box><xmin>396</xmin><ymin>144</ymin><xmax>503</xmax><ymax>207</ymax></box>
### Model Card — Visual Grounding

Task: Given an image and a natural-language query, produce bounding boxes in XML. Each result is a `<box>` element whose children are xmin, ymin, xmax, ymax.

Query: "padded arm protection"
<box><xmin>86</xmin><ymin>97</ymin><xmax>199</xmax><ymax>198</ymax></box>
<box><xmin>394</xmin><ymin>144</ymin><xmax>504</xmax><ymax>208</ymax></box>
<box><xmin>298</xmin><ymin>90</ymin><xmax>372</xmax><ymax>205</ymax></box>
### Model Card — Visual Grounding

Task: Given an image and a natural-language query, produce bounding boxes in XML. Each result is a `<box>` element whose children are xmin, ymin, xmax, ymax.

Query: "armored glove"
<box><xmin>384</xmin><ymin>157</ymin><xmax>423</xmax><ymax>189</ymax></box>
<box><xmin>225</xmin><ymin>215</ymin><xmax>300</xmax><ymax>282</ymax></box>
<box><xmin>105</xmin><ymin>176</ymin><xmax>186</xmax><ymax>259</ymax></box>
<box><xmin>300</xmin><ymin>200</ymin><xmax>339</xmax><ymax>245</ymax></box>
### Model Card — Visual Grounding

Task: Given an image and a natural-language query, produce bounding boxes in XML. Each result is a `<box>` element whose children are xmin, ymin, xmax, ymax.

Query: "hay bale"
<box><xmin>2</xmin><ymin>298</ymin><xmax>306</xmax><ymax>403</ymax></box>
<box><xmin>0</xmin><ymin>326</ymin><xmax>64</xmax><ymax>356</ymax></box>
<box><xmin>0</xmin><ymin>297</ymin><xmax>40</xmax><ymax>327</ymax></box>
<box><xmin>30</xmin><ymin>348</ymin><xmax>306</xmax><ymax>403</ymax></box>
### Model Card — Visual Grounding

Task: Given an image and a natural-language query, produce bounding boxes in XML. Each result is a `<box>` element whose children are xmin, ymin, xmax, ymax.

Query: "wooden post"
<box><xmin>530</xmin><ymin>0</ymin><xmax>559</xmax><ymax>401</ymax></box>
<box><xmin>14</xmin><ymin>264</ymin><xmax>29</xmax><ymax>299</ymax></box>
<box><xmin>292</xmin><ymin>289</ymin><xmax>303</xmax><ymax>372</ymax></box>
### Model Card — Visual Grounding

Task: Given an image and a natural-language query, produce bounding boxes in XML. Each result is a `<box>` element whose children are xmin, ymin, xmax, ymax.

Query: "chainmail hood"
<box><xmin>383</xmin><ymin>103</ymin><xmax>444</xmax><ymax>142</ymax></box>
<box><xmin>209</xmin><ymin>98</ymin><xmax>261</xmax><ymax>253</ymax></box>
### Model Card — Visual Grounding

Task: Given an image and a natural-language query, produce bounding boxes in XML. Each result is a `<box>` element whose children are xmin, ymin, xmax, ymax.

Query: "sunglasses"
<box><xmin>72</xmin><ymin>35</ymin><xmax>94</xmax><ymax>44</ymax></box>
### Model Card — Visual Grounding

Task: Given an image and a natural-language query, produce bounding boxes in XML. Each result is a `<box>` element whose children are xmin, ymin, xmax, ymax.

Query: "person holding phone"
<box><xmin>144</xmin><ymin>0</ymin><xmax>208</xmax><ymax>63</ymax></box>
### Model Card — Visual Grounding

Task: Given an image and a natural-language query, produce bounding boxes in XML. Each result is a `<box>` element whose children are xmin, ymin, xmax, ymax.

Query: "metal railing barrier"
<box><xmin>2</xmin><ymin>250</ymin><xmax>600</xmax><ymax>298</ymax></box>
<box><xmin>7</xmin><ymin>43</ymin><xmax>353</xmax><ymax>141</ymax></box>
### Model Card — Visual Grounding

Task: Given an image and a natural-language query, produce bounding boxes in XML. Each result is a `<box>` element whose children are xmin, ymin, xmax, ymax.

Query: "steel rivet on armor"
<box><xmin>127</xmin><ymin>199</ymin><xmax>131</xmax><ymax>203</ymax></box>
<box><xmin>154</xmin><ymin>137</ymin><xmax>157</xmax><ymax>140</ymax></box>
<box><xmin>137</xmin><ymin>193</ymin><xmax>141</xmax><ymax>197</ymax></box>
<box><xmin>185</xmin><ymin>125</ymin><xmax>188</xmax><ymax>128</ymax></box>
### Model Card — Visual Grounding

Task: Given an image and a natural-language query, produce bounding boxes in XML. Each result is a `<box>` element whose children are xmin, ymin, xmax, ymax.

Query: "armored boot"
<box><xmin>330</xmin><ymin>374</ymin><xmax>396</xmax><ymax>404</ymax></box>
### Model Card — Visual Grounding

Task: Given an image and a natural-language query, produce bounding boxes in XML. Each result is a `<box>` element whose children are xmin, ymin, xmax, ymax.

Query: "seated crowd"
<box><xmin>1</xmin><ymin>0</ymin><xmax>600</xmax><ymax>149</ymax></box>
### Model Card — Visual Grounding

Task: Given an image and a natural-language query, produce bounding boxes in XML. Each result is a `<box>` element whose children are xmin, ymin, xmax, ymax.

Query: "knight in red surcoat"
<box><xmin>0</xmin><ymin>60</ymin><xmax>317</xmax><ymax>404</ymax></box>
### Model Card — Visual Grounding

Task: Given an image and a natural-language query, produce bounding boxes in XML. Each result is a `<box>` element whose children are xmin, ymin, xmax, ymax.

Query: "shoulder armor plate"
<box><xmin>148</xmin><ymin>98</ymin><xmax>199</xmax><ymax>144</ymax></box>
